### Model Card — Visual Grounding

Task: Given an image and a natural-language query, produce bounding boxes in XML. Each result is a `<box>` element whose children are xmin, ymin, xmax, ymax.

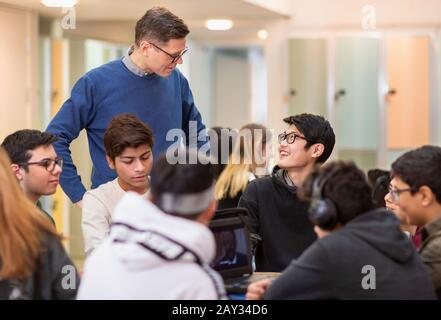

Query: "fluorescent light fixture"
<box><xmin>257</xmin><ymin>29</ymin><xmax>268</xmax><ymax>40</ymax></box>
<box><xmin>41</xmin><ymin>0</ymin><xmax>78</xmax><ymax>7</ymax></box>
<box><xmin>206</xmin><ymin>19</ymin><xmax>233</xmax><ymax>31</ymax></box>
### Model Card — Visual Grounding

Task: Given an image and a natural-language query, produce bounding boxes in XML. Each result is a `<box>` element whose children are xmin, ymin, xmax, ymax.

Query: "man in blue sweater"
<box><xmin>47</xmin><ymin>7</ymin><xmax>208</xmax><ymax>207</ymax></box>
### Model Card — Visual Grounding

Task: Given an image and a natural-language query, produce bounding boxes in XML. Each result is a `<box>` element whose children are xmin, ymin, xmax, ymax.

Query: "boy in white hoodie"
<box><xmin>78</xmin><ymin>150</ymin><xmax>227</xmax><ymax>300</ymax></box>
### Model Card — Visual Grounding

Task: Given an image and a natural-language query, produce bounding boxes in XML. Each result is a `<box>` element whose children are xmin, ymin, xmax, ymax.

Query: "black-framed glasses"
<box><xmin>388</xmin><ymin>185</ymin><xmax>414</xmax><ymax>202</ymax></box>
<box><xmin>18</xmin><ymin>157</ymin><xmax>63</xmax><ymax>173</ymax></box>
<box><xmin>149</xmin><ymin>42</ymin><xmax>188</xmax><ymax>63</ymax></box>
<box><xmin>278</xmin><ymin>132</ymin><xmax>308</xmax><ymax>144</ymax></box>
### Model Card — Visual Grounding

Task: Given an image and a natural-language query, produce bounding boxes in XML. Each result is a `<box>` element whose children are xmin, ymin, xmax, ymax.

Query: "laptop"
<box><xmin>210</xmin><ymin>210</ymin><xmax>279</xmax><ymax>294</ymax></box>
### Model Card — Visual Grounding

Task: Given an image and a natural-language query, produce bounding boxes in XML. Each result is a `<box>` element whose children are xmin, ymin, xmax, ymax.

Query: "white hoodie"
<box><xmin>77</xmin><ymin>192</ymin><xmax>226</xmax><ymax>300</ymax></box>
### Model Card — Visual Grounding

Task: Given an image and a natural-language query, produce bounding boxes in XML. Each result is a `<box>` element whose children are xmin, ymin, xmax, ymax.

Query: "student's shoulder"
<box><xmin>245</xmin><ymin>176</ymin><xmax>273</xmax><ymax>192</ymax></box>
<box><xmin>84</xmin><ymin>179</ymin><xmax>119</xmax><ymax>202</ymax></box>
<box><xmin>420</xmin><ymin>233</ymin><xmax>441</xmax><ymax>261</ymax></box>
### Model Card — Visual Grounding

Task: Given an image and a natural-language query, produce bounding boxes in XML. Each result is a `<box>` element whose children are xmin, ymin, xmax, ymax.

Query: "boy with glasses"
<box><xmin>2</xmin><ymin>129</ymin><xmax>63</xmax><ymax>225</ymax></box>
<box><xmin>389</xmin><ymin>145</ymin><xmax>441</xmax><ymax>299</ymax></box>
<box><xmin>47</xmin><ymin>7</ymin><xmax>208</xmax><ymax>209</ymax></box>
<box><xmin>238</xmin><ymin>113</ymin><xmax>335</xmax><ymax>272</ymax></box>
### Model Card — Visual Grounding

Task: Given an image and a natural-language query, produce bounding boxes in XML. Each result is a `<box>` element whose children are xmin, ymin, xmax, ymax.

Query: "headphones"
<box><xmin>308</xmin><ymin>170</ymin><xmax>339</xmax><ymax>231</ymax></box>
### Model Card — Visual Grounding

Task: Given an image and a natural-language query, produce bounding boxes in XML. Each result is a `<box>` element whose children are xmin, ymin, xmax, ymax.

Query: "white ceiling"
<box><xmin>0</xmin><ymin>0</ymin><xmax>289</xmax><ymax>42</ymax></box>
<box><xmin>1</xmin><ymin>0</ymin><xmax>288</xmax><ymax>20</ymax></box>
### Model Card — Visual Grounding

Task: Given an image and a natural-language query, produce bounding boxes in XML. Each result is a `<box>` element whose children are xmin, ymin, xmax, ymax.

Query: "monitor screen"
<box><xmin>211</xmin><ymin>225</ymin><xmax>249</xmax><ymax>271</ymax></box>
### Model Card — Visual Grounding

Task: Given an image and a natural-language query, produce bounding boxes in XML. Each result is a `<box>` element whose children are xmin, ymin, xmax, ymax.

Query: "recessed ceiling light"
<box><xmin>205</xmin><ymin>19</ymin><xmax>233</xmax><ymax>31</ymax></box>
<box><xmin>41</xmin><ymin>0</ymin><xmax>78</xmax><ymax>7</ymax></box>
<box><xmin>257</xmin><ymin>29</ymin><xmax>268</xmax><ymax>40</ymax></box>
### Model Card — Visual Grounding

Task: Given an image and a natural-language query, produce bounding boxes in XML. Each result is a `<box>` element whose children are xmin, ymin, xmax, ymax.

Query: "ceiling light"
<box><xmin>257</xmin><ymin>29</ymin><xmax>268</xmax><ymax>40</ymax></box>
<box><xmin>206</xmin><ymin>19</ymin><xmax>233</xmax><ymax>31</ymax></box>
<box><xmin>41</xmin><ymin>0</ymin><xmax>78</xmax><ymax>7</ymax></box>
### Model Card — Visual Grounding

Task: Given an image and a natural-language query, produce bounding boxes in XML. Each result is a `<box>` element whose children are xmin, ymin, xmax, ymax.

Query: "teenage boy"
<box><xmin>82</xmin><ymin>113</ymin><xmax>154</xmax><ymax>256</ymax></box>
<box><xmin>239</xmin><ymin>113</ymin><xmax>335</xmax><ymax>272</ymax></box>
<box><xmin>2</xmin><ymin>129</ymin><xmax>63</xmax><ymax>225</ymax></box>
<box><xmin>389</xmin><ymin>145</ymin><xmax>441</xmax><ymax>299</ymax></box>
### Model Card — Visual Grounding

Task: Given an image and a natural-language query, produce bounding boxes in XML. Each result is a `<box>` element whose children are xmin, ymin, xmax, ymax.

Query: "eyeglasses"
<box><xmin>388</xmin><ymin>185</ymin><xmax>413</xmax><ymax>202</ymax></box>
<box><xmin>18</xmin><ymin>157</ymin><xmax>64</xmax><ymax>173</ymax></box>
<box><xmin>278</xmin><ymin>132</ymin><xmax>308</xmax><ymax>144</ymax></box>
<box><xmin>149</xmin><ymin>42</ymin><xmax>188</xmax><ymax>64</ymax></box>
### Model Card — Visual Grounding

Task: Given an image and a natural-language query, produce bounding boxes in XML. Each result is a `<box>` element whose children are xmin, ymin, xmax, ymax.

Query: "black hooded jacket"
<box><xmin>238</xmin><ymin>166</ymin><xmax>317</xmax><ymax>272</ymax></box>
<box><xmin>265</xmin><ymin>210</ymin><xmax>437</xmax><ymax>300</ymax></box>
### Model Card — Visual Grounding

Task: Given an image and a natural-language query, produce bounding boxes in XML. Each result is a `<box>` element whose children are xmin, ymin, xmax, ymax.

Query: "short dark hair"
<box><xmin>391</xmin><ymin>145</ymin><xmax>441</xmax><ymax>203</ymax></box>
<box><xmin>299</xmin><ymin>161</ymin><xmax>374</xmax><ymax>225</ymax></box>
<box><xmin>1</xmin><ymin>129</ymin><xmax>58</xmax><ymax>171</ymax></box>
<box><xmin>367</xmin><ymin>168</ymin><xmax>390</xmax><ymax>208</ymax></box>
<box><xmin>135</xmin><ymin>7</ymin><xmax>190</xmax><ymax>46</ymax></box>
<box><xmin>150</xmin><ymin>151</ymin><xmax>215</xmax><ymax>219</ymax></box>
<box><xmin>104</xmin><ymin>113</ymin><xmax>154</xmax><ymax>160</ymax></box>
<box><xmin>283</xmin><ymin>113</ymin><xmax>335</xmax><ymax>163</ymax></box>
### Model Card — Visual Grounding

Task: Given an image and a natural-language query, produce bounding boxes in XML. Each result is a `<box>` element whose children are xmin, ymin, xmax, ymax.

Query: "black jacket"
<box><xmin>217</xmin><ymin>191</ymin><xmax>243</xmax><ymax>211</ymax></box>
<box><xmin>0</xmin><ymin>232</ymin><xmax>79</xmax><ymax>300</ymax></box>
<box><xmin>238</xmin><ymin>166</ymin><xmax>316</xmax><ymax>272</ymax></box>
<box><xmin>265</xmin><ymin>210</ymin><xmax>437</xmax><ymax>300</ymax></box>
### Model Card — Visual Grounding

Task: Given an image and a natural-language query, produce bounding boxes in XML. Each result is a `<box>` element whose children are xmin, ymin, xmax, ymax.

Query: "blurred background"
<box><xmin>1</xmin><ymin>0</ymin><xmax>441</xmax><ymax>267</ymax></box>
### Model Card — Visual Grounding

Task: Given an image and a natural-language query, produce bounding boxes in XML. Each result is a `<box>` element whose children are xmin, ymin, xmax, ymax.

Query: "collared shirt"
<box><xmin>420</xmin><ymin>214</ymin><xmax>441</xmax><ymax>299</ymax></box>
<box><xmin>122</xmin><ymin>45</ymin><xmax>153</xmax><ymax>77</ymax></box>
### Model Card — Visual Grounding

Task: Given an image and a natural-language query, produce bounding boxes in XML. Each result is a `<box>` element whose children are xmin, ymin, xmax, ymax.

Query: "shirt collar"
<box><xmin>122</xmin><ymin>45</ymin><xmax>154</xmax><ymax>78</ymax></box>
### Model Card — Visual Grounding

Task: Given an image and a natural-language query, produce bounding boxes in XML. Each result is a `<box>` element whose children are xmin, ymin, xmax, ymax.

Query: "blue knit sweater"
<box><xmin>47</xmin><ymin>59</ymin><xmax>207</xmax><ymax>203</ymax></box>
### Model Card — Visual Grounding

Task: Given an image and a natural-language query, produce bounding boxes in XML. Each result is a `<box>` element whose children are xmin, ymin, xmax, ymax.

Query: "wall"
<box><xmin>0</xmin><ymin>5</ymin><xmax>39</xmax><ymax>141</ymax></box>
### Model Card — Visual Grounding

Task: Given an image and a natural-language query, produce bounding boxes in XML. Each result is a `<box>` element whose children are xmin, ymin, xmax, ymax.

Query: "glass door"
<box><xmin>333</xmin><ymin>37</ymin><xmax>380</xmax><ymax>171</ymax></box>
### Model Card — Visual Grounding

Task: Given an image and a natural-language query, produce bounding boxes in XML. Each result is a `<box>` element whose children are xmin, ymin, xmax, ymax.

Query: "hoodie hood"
<box><xmin>107</xmin><ymin>192</ymin><xmax>216</xmax><ymax>271</ymax></box>
<box><xmin>339</xmin><ymin>209</ymin><xmax>414</xmax><ymax>263</ymax></box>
<box><xmin>271</xmin><ymin>165</ymin><xmax>297</xmax><ymax>194</ymax></box>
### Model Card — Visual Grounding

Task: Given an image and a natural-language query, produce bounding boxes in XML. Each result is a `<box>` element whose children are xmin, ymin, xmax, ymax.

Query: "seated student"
<box><xmin>0</xmin><ymin>148</ymin><xmax>78</xmax><ymax>300</ymax></box>
<box><xmin>238</xmin><ymin>114</ymin><xmax>335</xmax><ymax>272</ymax></box>
<box><xmin>1</xmin><ymin>130</ymin><xmax>63</xmax><ymax>225</ymax></box>
<box><xmin>368</xmin><ymin>168</ymin><xmax>421</xmax><ymax>247</ymax></box>
<box><xmin>246</xmin><ymin>161</ymin><xmax>436</xmax><ymax>300</ymax></box>
<box><xmin>77</xmin><ymin>150</ymin><xmax>227</xmax><ymax>300</ymax></box>
<box><xmin>384</xmin><ymin>179</ymin><xmax>421</xmax><ymax>247</ymax></box>
<box><xmin>82</xmin><ymin>113</ymin><xmax>154</xmax><ymax>256</ymax></box>
<box><xmin>215</xmin><ymin>123</ymin><xmax>271</xmax><ymax>210</ymax></box>
<box><xmin>390</xmin><ymin>145</ymin><xmax>441</xmax><ymax>299</ymax></box>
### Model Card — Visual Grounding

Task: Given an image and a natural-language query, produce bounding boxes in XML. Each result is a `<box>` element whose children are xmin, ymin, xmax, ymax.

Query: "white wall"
<box><xmin>0</xmin><ymin>5</ymin><xmax>39</xmax><ymax>140</ymax></box>
<box><xmin>249</xmin><ymin>47</ymin><xmax>267</xmax><ymax>124</ymax></box>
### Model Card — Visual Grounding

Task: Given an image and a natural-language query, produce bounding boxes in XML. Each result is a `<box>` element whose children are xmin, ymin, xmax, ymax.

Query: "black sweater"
<box><xmin>265</xmin><ymin>210</ymin><xmax>437</xmax><ymax>300</ymax></box>
<box><xmin>238</xmin><ymin>166</ymin><xmax>316</xmax><ymax>272</ymax></box>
